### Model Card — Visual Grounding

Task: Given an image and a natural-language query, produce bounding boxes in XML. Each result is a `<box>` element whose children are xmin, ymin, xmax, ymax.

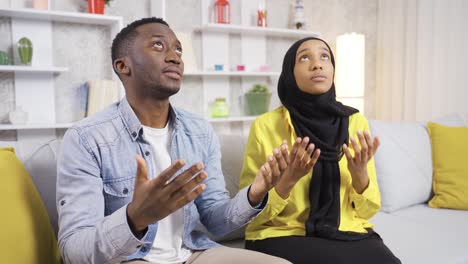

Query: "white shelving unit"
<box><xmin>198</xmin><ymin>0</ymin><xmax>320</xmax><ymax>126</ymax></box>
<box><xmin>208</xmin><ymin>116</ymin><xmax>257</xmax><ymax>123</ymax></box>
<box><xmin>194</xmin><ymin>23</ymin><xmax>320</xmax><ymax>38</ymax></box>
<box><xmin>0</xmin><ymin>8</ymin><xmax>123</xmax><ymax>140</ymax></box>
<box><xmin>0</xmin><ymin>123</ymin><xmax>73</xmax><ymax>130</ymax></box>
<box><xmin>184</xmin><ymin>71</ymin><xmax>280</xmax><ymax>77</ymax></box>
<box><xmin>0</xmin><ymin>65</ymin><xmax>68</xmax><ymax>73</ymax></box>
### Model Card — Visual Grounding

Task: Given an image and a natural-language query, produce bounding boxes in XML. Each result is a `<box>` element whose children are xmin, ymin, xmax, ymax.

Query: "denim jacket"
<box><xmin>57</xmin><ymin>97</ymin><xmax>265</xmax><ymax>264</ymax></box>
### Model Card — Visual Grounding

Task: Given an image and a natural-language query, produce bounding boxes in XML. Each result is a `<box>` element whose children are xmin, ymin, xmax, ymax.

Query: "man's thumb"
<box><xmin>135</xmin><ymin>155</ymin><xmax>149</xmax><ymax>184</ymax></box>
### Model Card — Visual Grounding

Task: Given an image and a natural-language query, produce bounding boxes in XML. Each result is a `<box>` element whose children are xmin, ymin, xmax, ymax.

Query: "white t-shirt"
<box><xmin>142</xmin><ymin>123</ymin><xmax>192</xmax><ymax>263</ymax></box>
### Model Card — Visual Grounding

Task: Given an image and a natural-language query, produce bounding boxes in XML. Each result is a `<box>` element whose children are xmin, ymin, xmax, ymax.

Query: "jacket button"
<box><xmin>60</xmin><ymin>200</ymin><xmax>66</xmax><ymax>206</ymax></box>
<box><xmin>145</xmin><ymin>151</ymin><xmax>150</xmax><ymax>156</ymax></box>
<box><xmin>123</xmin><ymin>188</ymin><xmax>129</xmax><ymax>195</ymax></box>
<box><xmin>141</xmin><ymin>247</ymin><xmax>147</xmax><ymax>252</ymax></box>
<box><xmin>132</xmin><ymin>131</ymin><xmax>137</xmax><ymax>137</ymax></box>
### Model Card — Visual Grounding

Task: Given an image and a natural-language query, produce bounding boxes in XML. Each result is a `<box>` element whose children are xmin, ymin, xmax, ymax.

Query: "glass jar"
<box><xmin>211</xmin><ymin>98</ymin><xmax>229</xmax><ymax>118</ymax></box>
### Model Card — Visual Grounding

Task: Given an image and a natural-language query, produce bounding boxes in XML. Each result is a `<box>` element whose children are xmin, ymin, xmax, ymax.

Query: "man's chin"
<box><xmin>152</xmin><ymin>84</ymin><xmax>180</xmax><ymax>99</ymax></box>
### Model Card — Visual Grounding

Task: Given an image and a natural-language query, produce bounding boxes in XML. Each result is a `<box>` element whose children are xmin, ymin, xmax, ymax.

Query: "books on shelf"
<box><xmin>175</xmin><ymin>31</ymin><xmax>198</xmax><ymax>73</ymax></box>
<box><xmin>78</xmin><ymin>80</ymin><xmax>120</xmax><ymax>118</ymax></box>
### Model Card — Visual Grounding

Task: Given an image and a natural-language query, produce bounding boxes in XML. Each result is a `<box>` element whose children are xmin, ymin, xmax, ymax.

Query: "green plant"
<box><xmin>17</xmin><ymin>37</ymin><xmax>33</xmax><ymax>65</ymax></box>
<box><xmin>0</xmin><ymin>51</ymin><xmax>10</xmax><ymax>65</ymax></box>
<box><xmin>248</xmin><ymin>84</ymin><xmax>270</xmax><ymax>93</ymax></box>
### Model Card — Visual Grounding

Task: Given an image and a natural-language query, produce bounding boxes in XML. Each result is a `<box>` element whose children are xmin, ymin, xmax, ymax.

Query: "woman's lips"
<box><xmin>310</xmin><ymin>76</ymin><xmax>327</xmax><ymax>81</ymax></box>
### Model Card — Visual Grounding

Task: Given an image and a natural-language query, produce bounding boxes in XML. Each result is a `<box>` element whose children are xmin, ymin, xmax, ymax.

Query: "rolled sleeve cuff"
<box><xmin>267</xmin><ymin>187</ymin><xmax>290</xmax><ymax>214</ymax></box>
<box><xmin>349</xmin><ymin>179</ymin><xmax>378</xmax><ymax>210</ymax></box>
<box><xmin>104</xmin><ymin>205</ymin><xmax>157</xmax><ymax>255</ymax></box>
<box><xmin>237</xmin><ymin>186</ymin><xmax>269</xmax><ymax>221</ymax></box>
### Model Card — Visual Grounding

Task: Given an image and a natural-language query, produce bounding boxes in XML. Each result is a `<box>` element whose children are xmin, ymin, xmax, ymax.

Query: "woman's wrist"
<box><xmin>275</xmin><ymin>177</ymin><xmax>296</xmax><ymax>199</ymax></box>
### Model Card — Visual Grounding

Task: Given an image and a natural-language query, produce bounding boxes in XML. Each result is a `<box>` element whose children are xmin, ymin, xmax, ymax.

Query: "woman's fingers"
<box><xmin>294</xmin><ymin>137</ymin><xmax>309</xmax><ymax>166</ymax></box>
<box><xmin>373</xmin><ymin>136</ymin><xmax>380</xmax><ymax>156</ymax></box>
<box><xmin>357</xmin><ymin>131</ymin><xmax>368</xmax><ymax>163</ymax></box>
<box><xmin>343</xmin><ymin>143</ymin><xmax>353</xmax><ymax>165</ymax></box>
<box><xmin>289</xmin><ymin>137</ymin><xmax>301</xmax><ymax>164</ymax></box>
<box><xmin>305</xmin><ymin>148</ymin><xmax>320</xmax><ymax>172</ymax></box>
<box><xmin>350</xmin><ymin>136</ymin><xmax>361</xmax><ymax>163</ymax></box>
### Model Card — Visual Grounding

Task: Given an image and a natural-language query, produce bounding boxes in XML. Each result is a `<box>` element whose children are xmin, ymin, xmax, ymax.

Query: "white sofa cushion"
<box><xmin>369</xmin><ymin>114</ymin><xmax>466</xmax><ymax>213</ymax></box>
<box><xmin>371</xmin><ymin>206</ymin><xmax>468</xmax><ymax>264</ymax></box>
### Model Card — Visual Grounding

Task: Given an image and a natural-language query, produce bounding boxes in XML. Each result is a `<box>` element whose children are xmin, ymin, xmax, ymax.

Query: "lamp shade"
<box><xmin>335</xmin><ymin>33</ymin><xmax>365</xmax><ymax>97</ymax></box>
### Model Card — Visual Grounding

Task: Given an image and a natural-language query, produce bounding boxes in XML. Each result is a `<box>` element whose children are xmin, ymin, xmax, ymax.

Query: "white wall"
<box><xmin>0</xmin><ymin>0</ymin><xmax>378</xmax><ymax>140</ymax></box>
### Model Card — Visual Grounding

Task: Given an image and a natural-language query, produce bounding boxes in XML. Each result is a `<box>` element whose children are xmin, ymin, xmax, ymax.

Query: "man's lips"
<box><xmin>163</xmin><ymin>67</ymin><xmax>182</xmax><ymax>80</ymax></box>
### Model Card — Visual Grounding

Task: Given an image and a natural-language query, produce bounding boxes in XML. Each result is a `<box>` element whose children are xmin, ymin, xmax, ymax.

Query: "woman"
<box><xmin>239</xmin><ymin>37</ymin><xmax>400</xmax><ymax>264</ymax></box>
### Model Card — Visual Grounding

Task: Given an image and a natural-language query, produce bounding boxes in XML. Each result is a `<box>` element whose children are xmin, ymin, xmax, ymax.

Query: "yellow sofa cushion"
<box><xmin>427</xmin><ymin>123</ymin><xmax>468</xmax><ymax>210</ymax></box>
<box><xmin>0</xmin><ymin>147</ymin><xmax>62</xmax><ymax>263</ymax></box>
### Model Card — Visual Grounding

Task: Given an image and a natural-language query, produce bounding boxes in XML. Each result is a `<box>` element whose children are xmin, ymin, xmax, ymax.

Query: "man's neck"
<box><xmin>127</xmin><ymin>96</ymin><xmax>171</xmax><ymax>129</ymax></box>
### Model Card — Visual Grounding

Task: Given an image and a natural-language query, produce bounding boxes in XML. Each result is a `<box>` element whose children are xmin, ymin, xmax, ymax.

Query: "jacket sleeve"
<box><xmin>57</xmin><ymin>128</ymin><xmax>156</xmax><ymax>264</ymax></box>
<box><xmin>347</xmin><ymin>116</ymin><xmax>381</xmax><ymax>220</ymax></box>
<box><xmin>195</xmin><ymin>123</ymin><xmax>264</xmax><ymax>237</ymax></box>
<box><xmin>239</xmin><ymin>119</ymin><xmax>290</xmax><ymax>226</ymax></box>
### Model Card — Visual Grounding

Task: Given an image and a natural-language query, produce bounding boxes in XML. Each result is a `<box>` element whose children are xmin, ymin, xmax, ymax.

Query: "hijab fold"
<box><xmin>278</xmin><ymin>37</ymin><xmax>371</xmax><ymax>240</ymax></box>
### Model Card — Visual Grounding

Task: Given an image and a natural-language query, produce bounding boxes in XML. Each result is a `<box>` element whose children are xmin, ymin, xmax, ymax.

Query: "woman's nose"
<box><xmin>309</xmin><ymin>60</ymin><xmax>323</xmax><ymax>70</ymax></box>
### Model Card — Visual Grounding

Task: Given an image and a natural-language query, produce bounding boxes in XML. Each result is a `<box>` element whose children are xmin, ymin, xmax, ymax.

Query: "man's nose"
<box><xmin>165</xmin><ymin>50</ymin><xmax>181</xmax><ymax>64</ymax></box>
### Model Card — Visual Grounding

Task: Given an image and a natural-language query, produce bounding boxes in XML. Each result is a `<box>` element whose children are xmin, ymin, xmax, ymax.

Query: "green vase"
<box><xmin>0</xmin><ymin>51</ymin><xmax>10</xmax><ymax>65</ymax></box>
<box><xmin>245</xmin><ymin>92</ymin><xmax>271</xmax><ymax>115</ymax></box>
<box><xmin>17</xmin><ymin>37</ymin><xmax>33</xmax><ymax>65</ymax></box>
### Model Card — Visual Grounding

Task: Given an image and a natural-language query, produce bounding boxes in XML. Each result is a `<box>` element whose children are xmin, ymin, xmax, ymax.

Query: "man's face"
<box><xmin>129</xmin><ymin>23</ymin><xmax>184</xmax><ymax>99</ymax></box>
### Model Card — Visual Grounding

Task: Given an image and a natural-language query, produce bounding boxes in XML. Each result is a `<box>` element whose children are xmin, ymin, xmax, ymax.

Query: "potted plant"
<box><xmin>87</xmin><ymin>0</ymin><xmax>113</xmax><ymax>14</ymax></box>
<box><xmin>245</xmin><ymin>84</ymin><xmax>272</xmax><ymax>115</ymax></box>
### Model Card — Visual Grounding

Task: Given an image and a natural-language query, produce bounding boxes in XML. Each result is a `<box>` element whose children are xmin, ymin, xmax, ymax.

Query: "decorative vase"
<box><xmin>0</xmin><ymin>51</ymin><xmax>10</xmax><ymax>65</ymax></box>
<box><xmin>17</xmin><ymin>37</ymin><xmax>33</xmax><ymax>66</ymax></box>
<box><xmin>245</xmin><ymin>92</ymin><xmax>271</xmax><ymax>115</ymax></box>
<box><xmin>88</xmin><ymin>0</ymin><xmax>105</xmax><ymax>14</ymax></box>
<box><xmin>33</xmin><ymin>0</ymin><xmax>49</xmax><ymax>10</ymax></box>
<box><xmin>9</xmin><ymin>106</ymin><xmax>28</xmax><ymax>125</ymax></box>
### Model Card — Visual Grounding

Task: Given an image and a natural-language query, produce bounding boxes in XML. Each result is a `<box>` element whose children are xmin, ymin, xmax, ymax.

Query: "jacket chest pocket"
<box><xmin>103</xmin><ymin>178</ymin><xmax>134</xmax><ymax>214</ymax></box>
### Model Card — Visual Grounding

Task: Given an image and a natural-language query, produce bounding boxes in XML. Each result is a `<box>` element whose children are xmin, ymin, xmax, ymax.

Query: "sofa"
<box><xmin>1</xmin><ymin>113</ymin><xmax>467</xmax><ymax>264</ymax></box>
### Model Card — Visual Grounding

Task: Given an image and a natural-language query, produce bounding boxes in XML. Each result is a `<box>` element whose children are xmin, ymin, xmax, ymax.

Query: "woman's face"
<box><xmin>293</xmin><ymin>40</ymin><xmax>334</xmax><ymax>95</ymax></box>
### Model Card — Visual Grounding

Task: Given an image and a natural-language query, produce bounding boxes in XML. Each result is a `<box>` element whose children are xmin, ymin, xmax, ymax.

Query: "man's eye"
<box><xmin>153</xmin><ymin>42</ymin><xmax>163</xmax><ymax>49</ymax></box>
<box><xmin>176</xmin><ymin>47</ymin><xmax>183</xmax><ymax>55</ymax></box>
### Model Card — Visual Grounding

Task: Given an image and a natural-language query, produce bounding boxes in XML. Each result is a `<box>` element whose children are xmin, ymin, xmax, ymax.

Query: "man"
<box><xmin>57</xmin><ymin>17</ymin><xmax>290</xmax><ymax>264</ymax></box>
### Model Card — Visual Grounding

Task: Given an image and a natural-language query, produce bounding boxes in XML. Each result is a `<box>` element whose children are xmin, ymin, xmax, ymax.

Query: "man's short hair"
<box><xmin>111</xmin><ymin>17</ymin><xmax>169</xmax><ymax>73</ymax></box>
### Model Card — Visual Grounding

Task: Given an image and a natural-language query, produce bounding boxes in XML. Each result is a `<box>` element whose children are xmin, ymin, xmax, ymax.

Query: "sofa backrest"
<box><xmin>370</xmin><ymin>113</ymin><xmax>466</xmax><ymax>213</ymax></box>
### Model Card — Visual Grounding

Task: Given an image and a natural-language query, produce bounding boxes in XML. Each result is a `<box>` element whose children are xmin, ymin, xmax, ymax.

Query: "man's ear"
<box><xmin>114</xmin><ymin>57</ymin><xmax>131</xmax><ymax>76</ymax></box>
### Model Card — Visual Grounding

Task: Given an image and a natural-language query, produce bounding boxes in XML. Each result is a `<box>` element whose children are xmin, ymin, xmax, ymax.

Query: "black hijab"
<box><xmin>278</xmin><ymin>37</ymin><xmax>371</xmax><ymax>240</ymax></box>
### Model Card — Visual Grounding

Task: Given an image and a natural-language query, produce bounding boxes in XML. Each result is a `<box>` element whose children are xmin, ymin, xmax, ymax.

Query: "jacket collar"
<box><xmin>118</xmin><ymin>97</ymin><xmax>180</xmax><ymax>141</ymax></box>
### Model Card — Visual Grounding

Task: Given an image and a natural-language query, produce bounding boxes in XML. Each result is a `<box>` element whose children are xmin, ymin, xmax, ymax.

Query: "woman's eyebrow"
<box><xmin>320</xmin><ymin>47</ymin><xmax>330</xmax><ymax>53</ymax></box>
<box><xmin>297</xmin><ymin>48</ymin><xmax>309</xmax><ymax>56</ymax></box>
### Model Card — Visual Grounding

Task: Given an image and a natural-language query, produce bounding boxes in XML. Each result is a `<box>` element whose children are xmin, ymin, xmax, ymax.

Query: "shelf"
<box><xmin>0</xmin><ymin>65</ymin><xmax>68</xmax><ymax>73</ymax></box>
<box><xmin>194</xmin><ymin>23</ymin><xmax>320</xmax><ymax>38</ymax></box>
<box><xmin>208</xmin><ymin>116</ymin><xmax>258</xmax><ymax>123</ymax></box>
<box><xmin>0</xmin><ymin>116</ymin><xmax>258</xmax><ymax>130</ymax></box>
<box><xmin>0</xmin><ymin>8</ymin><xmax>122</xmax><ymax>26</ymax></box>
<box><xmin>0</xmin><ymin>123</ymin><xmax>73</xmax><ymax>130</ymax></box>
<box><xmin>184</xmin><ymin>71</ymin><xmax>280</xmax><ymax>77</ymax></box>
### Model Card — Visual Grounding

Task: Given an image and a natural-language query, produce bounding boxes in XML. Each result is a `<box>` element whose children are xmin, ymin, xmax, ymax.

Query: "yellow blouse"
<box><xmin>240</xmin><ymin>106</ymin><xmax>381</xmax><ymax>241</ymax></box>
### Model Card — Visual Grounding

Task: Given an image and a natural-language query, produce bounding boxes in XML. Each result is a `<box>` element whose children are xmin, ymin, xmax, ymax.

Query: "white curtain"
<box><xmin>376</xmin><ymin>0</ymin><xmax>468</xmax><ymax>121</ymax></box>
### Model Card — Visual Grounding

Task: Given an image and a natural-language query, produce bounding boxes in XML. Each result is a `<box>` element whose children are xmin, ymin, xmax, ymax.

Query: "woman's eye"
<box><xmin>299</xmin><ymin>55</ymin><xmax>309</xmax><ymax>61</ymax></box>
<box><xmin>321</xmin><ymin>54</ymin><xmax>330</xmax><ymax>60</ymax></box>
